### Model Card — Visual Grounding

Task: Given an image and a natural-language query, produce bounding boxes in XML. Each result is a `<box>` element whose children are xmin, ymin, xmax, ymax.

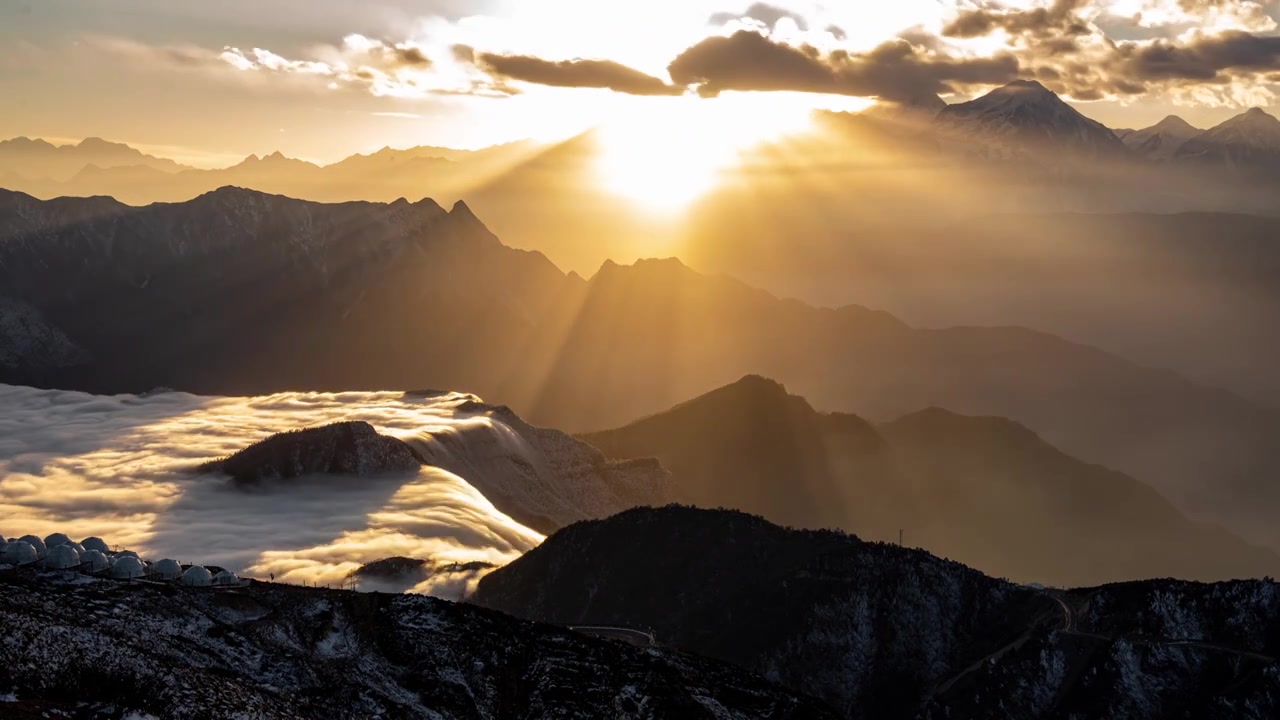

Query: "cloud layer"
<box><xmin>0</xmin><ymin>385</ymin><xmax>545</xmax><ymax>600</ymax></box>
<box><xmin>97</xmin><ymin>0</ymin><xmax>1280</xmax><ymax>109</ymax></box>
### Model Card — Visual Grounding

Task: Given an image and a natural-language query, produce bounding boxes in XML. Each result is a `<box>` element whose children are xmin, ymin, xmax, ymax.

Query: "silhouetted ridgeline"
<box><xmin>580</xmin><ymin>375</ymin><xmax>1280</xmax><ymax>586</ymax></box>
<box><xmin>474</xmin><ymin>505</ymin><xmax>1280</xmax><ymax>720</ymax></box>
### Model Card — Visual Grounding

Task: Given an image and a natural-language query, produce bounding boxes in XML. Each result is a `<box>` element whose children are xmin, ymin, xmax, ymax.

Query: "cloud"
<box><xmin>218</xmin><ymin>34</ymin><xmax>446</xmax><ymax>98</ymax></box>
<box><xmin>943</xmin><ymin>0</ymin><xmax>1093</xmax><ymax>40</ymax></box>
<box><xmin>473</xmin><ymin>53</ymin><xmax>685</xmax><ymax>96</ymax></box>
<box><xmin>709</xmin><ymin>2</ymin><xmax>811</xmax><ymax>31</ymax></box>
<box><xmin>0</xmin><ymin>385</ymin><xmax>548</xmax><ymax>600</ymax></box>
<box><xmin>1113</xmin><ymin>29</ymin><xmax>1280</xmax><ymax>80</ymax></box>
<box><xmin>666</xmin><ymin>30</ymin><xmax>1020</xmax><ymax>103</ymax></box>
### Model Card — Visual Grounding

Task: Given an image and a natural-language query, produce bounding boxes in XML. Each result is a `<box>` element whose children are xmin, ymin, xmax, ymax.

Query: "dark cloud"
<box><xmin>666</xmin><ymin>30</ymin><xmax>1019</xmax><ymax>103</ymax></box>
<box><xmin>391</xmin><ymin>45</ymin><xmax>431</xmax><ymax>67</ymax></box>
<box><xmin>1113</xmin><ymin>31</ymin><xmax>1280</xmax><ymax>82</ymax></box>
<box><xmin>709</xmin><ymin>2</ymin><xmax>810</xmax><ymax>31</ymax></box>
<box><xmin>475</xmin><ymin>53</ymin><xmax>685</xmax><ymax>96</ymax></box>
<box><xmin>943</xmin><ymin>0</ymin><xmax>1092</xmax><ymax>40</ymax></box>
<box><xmin>826</xmin><ymin>24</ymin><xmax>848</xmax><ymax>41</ymax></box>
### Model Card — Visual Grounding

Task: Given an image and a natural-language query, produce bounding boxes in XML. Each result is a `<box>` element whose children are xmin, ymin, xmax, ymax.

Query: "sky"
<box><xmin>3</xmin><ymin>0</ymin><xmax>1280</xmax><ymax>166</ymax></box>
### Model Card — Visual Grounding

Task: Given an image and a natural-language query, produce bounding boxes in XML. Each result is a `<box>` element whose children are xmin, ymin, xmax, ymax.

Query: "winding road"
<box><xmin>569</xmin><ymin>625</ymin><xmax>656</xmax><ymax>647</ymax></box>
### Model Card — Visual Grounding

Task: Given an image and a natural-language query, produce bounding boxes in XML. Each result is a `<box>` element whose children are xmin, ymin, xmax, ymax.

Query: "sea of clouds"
<box><xmin>0</xmin><ymin>384</ymin><xmax>545</xmax><ymax>598</ymax></box>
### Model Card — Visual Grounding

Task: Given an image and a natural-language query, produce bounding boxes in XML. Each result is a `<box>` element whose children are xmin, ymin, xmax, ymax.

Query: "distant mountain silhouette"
<box><xmin>580</xmin><ymin>375</ymin><xmax>1278</xmax><ymax>585</ymax></box>
<box><xmin>0</xmin><ymin>136</ymin><xmax>190</xmax><ymax>182</ymax></box>
<box><xmin>474</xmin><ymin>505</ymin><xmax>1280</xmax><ymax>719</ymax></box>
<box><xmin>3</xmin><ymin>189</ymin><xmax>1280</xmax><ymax>561</ymax></box>
<box><xmin>0</xmin><ymin>139</ymin><xmax>541</xmax><ymax>206</ymax></box>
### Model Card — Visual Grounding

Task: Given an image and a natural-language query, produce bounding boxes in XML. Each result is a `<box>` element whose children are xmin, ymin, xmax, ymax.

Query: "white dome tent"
<box><xmin>110</xmin><ymin>556</ymin><xmax>146</xmax><ymax>579</ymax></box>
<box><xmin>181</xmin><ymin>566</ymin><xmax>213</xmax><ymax>587</ymax></box>
<box><xmin>18</xmin><ymin>535</ymin><xmax>47</xmax><ymax>559</ymax></box>
<box><xmin>44</xmin><ymin>533</ymin><xmax>72</xmax><ymax>549</ymax></box>
<box><xmin>81</xmin><ymin>537</ymin><xmax>110</xmax><ymax>554</ymax></box>
<box><xmin>212</xmin><ymin>570</ymin><xmax>240</xmax><ymax>586</ymax></box>
<box><xmin>153</xmin><ymin>559</ymin><xmax>183</xmax><ymax>580</ymax></box>
<box><xmin>81</xmin><ymin>549</ymin><xmax>111</xmax><ymax>573</ymax></box>
<box><xmin>115</xmin><ymin>550</ymin><xmax>139</xmax><ymax>559</ymax></box>
<box><xmin>1</xmin><ymin>541</ymin><xmax>38</xmax><ymax>566</ymax></box>
<box><xmin>45</xmin><ymin>544</ymin><xmax>82</xmax><ymax>570</ymax></box>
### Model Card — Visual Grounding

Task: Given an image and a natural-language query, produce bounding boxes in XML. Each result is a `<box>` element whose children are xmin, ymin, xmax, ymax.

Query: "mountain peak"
<box><xmin>1153</xmin><ymin>115</ymin><xmax>1196</xmax><ymax>132</ymax></box>
<box><xmin>449</xmin><ymin>199</ymin><xmax>479</xmax><ymax>220</ymax></box>
<box><xmin>1233</xmin><ymin>107</ymin><xmax>1279</xmax><ymax>126</ymax></box>
<box><xmin>76</xmin><ymin>136</ymin><xmax>120</xmax><ymax>149</ymax></box>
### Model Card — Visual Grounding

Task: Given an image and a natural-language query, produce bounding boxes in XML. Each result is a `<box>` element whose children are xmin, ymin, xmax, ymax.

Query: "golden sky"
<box><xmin>3</xmin><ymin>0</ymin><xmax>1280</xmax><ymax>166</ymax></box>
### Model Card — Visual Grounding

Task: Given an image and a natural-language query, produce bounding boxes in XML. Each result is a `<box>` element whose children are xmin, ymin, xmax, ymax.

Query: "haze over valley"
<box><xmin>4</xmin><ymin>1</ymin><xmax>1280</xmax><ymax>717</ymax></box>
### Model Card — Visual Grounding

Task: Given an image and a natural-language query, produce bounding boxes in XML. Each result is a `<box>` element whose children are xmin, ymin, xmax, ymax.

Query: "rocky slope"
<box><xmin>0</xmin><ymin>568</ymin><xmax>835</xmax><ymax>719</ymax></box>
<box><xmin>580</xmin><ymin>376</ymin><xmax>1280</xmax><ymax>586</ymax></box>
<box><xmin>474</xmin><ymin>506</ymin><xmax>1280</xmax><ymax>720</ymax></box>
<box><xmin>201</xmin><ymin>421</ymin><xmax>423</xmax><ymax>483</ymax></box>
<box><xmin>0</xmin><ymin>298</ymin><xmax>91</xmax><ymax>385</ymax></box>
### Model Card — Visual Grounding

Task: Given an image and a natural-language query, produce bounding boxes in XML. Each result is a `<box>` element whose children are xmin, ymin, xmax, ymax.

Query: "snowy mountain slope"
<box><xmin>934</xmin><ymin>80</ymin><xmax>1127</xmax><ymax>160</ymax></box>
<box><xmin>1120</xmin><ymin>115</ymin><xmax>1201</xmax><ymax>161</ymax></box>
<box><xmin>1174</xmin><ymin>107</ymin><xmax>1280</xmax><ymax>176</ymax></box>
<box><xmin>0</xmin><ymin>570</ymin><xmax>835</xmax><ymax>719</ymax></box>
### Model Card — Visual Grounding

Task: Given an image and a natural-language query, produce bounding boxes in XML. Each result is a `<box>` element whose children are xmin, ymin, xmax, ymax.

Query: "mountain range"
<box><xmin>2</xmin><ymin>187</ymin><xmax>1280</xmax><ymax>577</ymax></box>
<box><xmin>0</xmin><ymin>565</ymin><xmax>832</xmax><ymax>718</ymax></box>
<box><xmin>474</xmin><ymin>505</ymin><xmax>1280</xmax><ymax>719</ymax></box>
<box><xmin>580</xmin><ymin>375</ymin><xmax>1279</xmax><ymax>586</ymax></box>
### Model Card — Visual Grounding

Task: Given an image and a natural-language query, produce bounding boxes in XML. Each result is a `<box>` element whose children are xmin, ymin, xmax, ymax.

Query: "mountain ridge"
<box><xmin>580</xmin><ymin>375</ymin><xmax>1280</xmax><ymax>585</ymax></box>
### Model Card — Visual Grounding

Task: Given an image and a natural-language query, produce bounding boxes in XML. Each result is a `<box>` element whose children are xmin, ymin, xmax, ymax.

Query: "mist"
<box><xmin>0</xmin><ymin>384</ymin><xmax>545</xmax><ymax>598</ymax></box>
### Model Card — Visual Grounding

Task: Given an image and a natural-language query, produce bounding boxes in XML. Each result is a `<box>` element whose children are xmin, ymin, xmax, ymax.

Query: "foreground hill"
<box><xmin>2</xmin><ymin>188</ymin><xmax>1279</xmax><ymax>559</ymax></box>
<box><xmin>0</xmin><ymin>569</ymin><xmax>833</xmax><ymax>719</ymax></box>
<box><xmin>474</xmin><ymin>506</ymin><xmax>1280</xmax><ymax>720</ymax></box>
<box><xmin>580</xmin><ymin>376</ymin><xmax>1278</xmax><ymax>586</ymax></box>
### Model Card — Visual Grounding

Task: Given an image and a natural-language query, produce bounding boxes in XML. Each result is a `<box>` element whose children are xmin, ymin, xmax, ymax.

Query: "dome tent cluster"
<box><xmin>0</xmin><ymin>531</ymin><xmax>245</xmax><ymax>588</ymax></box>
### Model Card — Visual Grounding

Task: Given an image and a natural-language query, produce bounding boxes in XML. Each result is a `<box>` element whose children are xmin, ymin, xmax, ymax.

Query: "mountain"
<box><xmin>511</xmin><ymin>256</ymin><xmax>1280</xmax><ymax>555</ymax></box>
<box><xmin>201</xmin><ymin>421</ymin><xmax>424</xmax><ymax>482</ymax></box>
<box><xmin>1119</xmin><ymin>115</ymin><xmax>1201</xmax><ymax>160</ymax></box>
<box><xmin>4</xmin><ymin>190</ymin><xmax>1280</xmax><ymax>561</ymax></box>
<box><xmin>473</xmin><ymin>506</ymin><xmax>1280</xmax><ymax>720</ymax></box>
<box><xmin>0</xmin><ymin>299</ymin><xmax>91</xmax><ymax>386</ymax></box>
<box><xmin>0</xmin><ymin>136</ymin><xmax>191</xmax><ymax>182</ymax></box>
<box><xmin>1174</xmin><ymin>107</ymin><xmax>1280</xmax><ymax>177</ymax></box>
<box><xmin>934</xmin><ymin>80</ymin><xmax>1128</xmax><ymax>160</ymax></box>
<box><xmin>0</xmin><ymin>569</ymin><xmax>834</xmax><ymax>719</ymax></box>
<box><xmin>0</xmin><ymin>138</ymin><xmax>542</xmax><ymax>206</ymax></box>
<box><xmin>580</xmin><ymin>376</ymin><xmax>1279</xmax><ymax>585</ymax></box>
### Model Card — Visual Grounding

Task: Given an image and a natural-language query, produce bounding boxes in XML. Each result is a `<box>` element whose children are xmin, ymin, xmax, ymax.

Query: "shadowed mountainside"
<box><xmin>2</xmin><ymin>188</ymin><xmax>1279</xmax><ymax>561</ymax></box>
<box><xmin>473</xmin><ymin>506</ymin><xmax>1280</xmax><ymax>720</ymax></box>
<box><xmin>0</xmin><ymin>568</ymin><xmax>835</xmax><ymax>718</ymax></box>
<box><xmin>580</xmin><ymin>375</ymin><xmax>1279</xmax><ymax>586</ymax></box>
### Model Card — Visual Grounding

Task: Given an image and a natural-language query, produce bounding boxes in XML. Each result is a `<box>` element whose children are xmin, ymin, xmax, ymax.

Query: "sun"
<box><xmin>593</xmin><ymin>93</ymin><xmax>818</xmax><ymax>212</ymax></box>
